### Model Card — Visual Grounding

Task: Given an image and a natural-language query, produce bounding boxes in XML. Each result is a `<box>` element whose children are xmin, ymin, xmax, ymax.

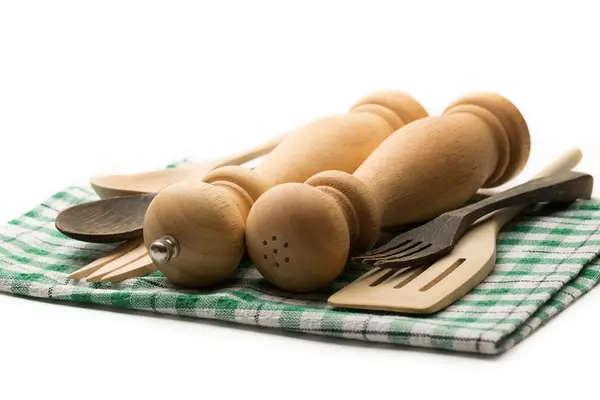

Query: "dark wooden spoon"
<box><xmin>55</xmin><ymin>193</ymin><xmax>156</xmax><ymax>243</ymax></box>
<box><xmin>55</xmin><ymin>187</ymin><xmax>498</xmax><ymax>244</ymax></box>
<box><xmin>56</xmin><ymin>137</ymin><xmax>284</xmax><ymax>243</ymax></box>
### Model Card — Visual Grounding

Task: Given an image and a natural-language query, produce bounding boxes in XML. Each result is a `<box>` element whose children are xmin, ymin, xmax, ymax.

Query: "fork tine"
<box><xmin>352</xmin><ymin>238</ymin><xmax>414</xmax><ymax>262</ymax></box>
<box><xmin>86</xmin><ymin>243</ymin><xmax>148</xmax><ymax>281</ymax></box>
<box><xmin>373</xmin><ymin>246</ymin><xmax>452</xmax><ymax>269</ymax></box>
<box><xmin>68</xmin><ymin>239</ymin><xmax>142</xmax><ymax>280</ymax></box>
<box><xmin>360</xmin><ymin>241</ymin><xmax>427</xmax><ymax>263</ymax></box>
<box><xmin>353</xmin><ymin>233</ymin><xmax>415</xmax><ymax>258</ymax></box>
<box><xmin>99</xmin><ymin>254</ymin><xmax>156</xmax><ymax>283</ymax></box>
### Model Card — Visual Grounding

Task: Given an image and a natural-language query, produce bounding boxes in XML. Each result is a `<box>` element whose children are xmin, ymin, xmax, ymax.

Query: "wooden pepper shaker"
<box><xmin>143</xmin><ymin>91</ymin><xmax>428</xmax><ymax>287</ymax></box>
<box><xmin>245</xmin><ymin>92</ymin><xmax>530</xmax><ymax>293</ymax></box>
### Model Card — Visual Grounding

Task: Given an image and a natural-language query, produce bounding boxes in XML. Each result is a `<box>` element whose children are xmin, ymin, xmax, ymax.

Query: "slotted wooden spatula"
<box><xmin>328</xmin><ymin>148</ymin><xmax>587</xmax><ymax>314</ymax></box>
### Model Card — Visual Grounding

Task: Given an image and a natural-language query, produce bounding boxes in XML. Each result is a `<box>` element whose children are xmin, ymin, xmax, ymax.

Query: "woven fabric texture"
<box><xmin>1</xmin><ymin>173</ymin><xmax>599</xmax><ymax>355</ymax></box>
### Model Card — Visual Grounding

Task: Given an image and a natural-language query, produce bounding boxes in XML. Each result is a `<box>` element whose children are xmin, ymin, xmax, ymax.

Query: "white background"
<box><xmin>1</xmin><ymin>1</ymin><xmax>599</xmax><ymax>399</ymax></box>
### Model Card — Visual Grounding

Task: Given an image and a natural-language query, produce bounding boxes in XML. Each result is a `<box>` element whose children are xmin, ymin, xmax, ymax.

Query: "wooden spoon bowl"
<box><xmin>55</xmin><ymin>193</ymin><xmax>156</xmax><ymax>243</ymax></box>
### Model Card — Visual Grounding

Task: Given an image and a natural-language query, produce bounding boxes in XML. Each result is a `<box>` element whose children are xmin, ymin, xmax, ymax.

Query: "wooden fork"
<box><xmin>68</xmin><ymin>239</ymin><xmax>153</xmax><ymax>282</ymax></box>
<box><xmin>352</xmin><ymin>171</ymin><xmax>593</xmax><ymax>268</ymax></box>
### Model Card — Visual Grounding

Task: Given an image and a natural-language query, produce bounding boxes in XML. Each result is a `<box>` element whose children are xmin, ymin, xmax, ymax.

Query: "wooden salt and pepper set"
<box><xmin>245</xmin><ymin>93</ymin><xmax>530</xmax><ymax>292</ymax></box>
<box><xmin>68</xmin><ymin>90</ymin><xmax>559</xmax><ymax>302</ymax></box>
<box><xmin>144</xmin><ymin>91</ymin><xmax>429</xmax><ymax>287</ymax></box>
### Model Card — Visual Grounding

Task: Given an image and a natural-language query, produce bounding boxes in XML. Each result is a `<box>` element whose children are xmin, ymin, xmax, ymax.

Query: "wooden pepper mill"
<box><xmin>245</xmin><ymin>92</ymin><xmax>530</xmax><ymax>293</ymax></box>
<box><xmin>143</xmin><ymin>91</ymin><xmax>428</xmax><ymax>287</ymax></box>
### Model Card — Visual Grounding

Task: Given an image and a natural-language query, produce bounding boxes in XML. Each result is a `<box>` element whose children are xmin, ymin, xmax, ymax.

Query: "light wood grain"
<box><xmin>143</xmin><ymin>91</ymin><xmax>428</xmax><ymax>288</ymax></box>
<box><xmin>68</xmin><ymin>137</ymin><xmax>284</xmax><ymax>282</ymax></box>
<box><xmin>86</xmin><ymin>243</ymin><xmax>150</xmax><ymax>282</ymax></box>
<box><xmin>246</xmin><ymin>92</ymin><xmax>531</xmax><ymax>293</ymax></box>
<box><xmin>67</xmin><ymin>239</ymin><xmax>143</xmax><ymax>280</ymax></box>
<box><xmin>90</xmin><ymin>135</ymin><xmax>285</xmax><ymax>199</ymax></box>
<box><xmin>99</xmin><ymin>254</ymin><xmax>156</xmax><ymax>283</ymax></box>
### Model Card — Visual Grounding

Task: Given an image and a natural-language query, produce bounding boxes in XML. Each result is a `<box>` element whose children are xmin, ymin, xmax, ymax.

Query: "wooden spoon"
<box><xmin>90</xmin><ymin>135</ymin><xmax>284</xmax><ymax>198</ymax></box>
<box><xmin>55</xmin><ymin>136</ymin><xmax>284</xmax><ymax>242</ymax></box>
<box><xmin>55</xmin><ymin>193</ymin><xmax>155</xmax><ymax>243</ymax></box>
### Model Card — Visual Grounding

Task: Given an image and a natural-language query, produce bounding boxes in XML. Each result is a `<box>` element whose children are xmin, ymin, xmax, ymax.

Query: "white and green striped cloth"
<box><xmin>1</xmin><ymin>165</ymin><xmax>599</xmax><ymax>355</ymax></box>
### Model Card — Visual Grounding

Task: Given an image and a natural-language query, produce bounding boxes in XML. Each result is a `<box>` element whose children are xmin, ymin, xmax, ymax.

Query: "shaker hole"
<box><xmin>272</xmin><ymin>236</ymin><xmax>277</xmax><ymax>241</ymax></box>
<box><xmin>283</xmin><ymin>242</ymin><xmax>289</xmax><ymax>248</ymax></box>
<box><xmin>284</xmin><ymin>257</ymin><xmax>290</xmax><ymax>263</ymax></box>
<box><xmin>273</xmin><ymin>249</ymin><xmax>278</xmax><ymax>254</ymax></box>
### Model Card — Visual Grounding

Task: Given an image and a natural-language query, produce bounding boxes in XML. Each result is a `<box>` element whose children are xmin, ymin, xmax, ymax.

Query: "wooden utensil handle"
<box><xmin>491</xmin><ymin>148</ymin><xmax>584</xmax><ymax>230</ymax></box>
<box><xmin>205</xmin><ymin>134</ymin><xmax>286</xmax><ymax>170</ymax></box>
<box><xmin>455</xmin><ymin>171</ymin><xmax>593</xmax><ymax>227</ymax></box>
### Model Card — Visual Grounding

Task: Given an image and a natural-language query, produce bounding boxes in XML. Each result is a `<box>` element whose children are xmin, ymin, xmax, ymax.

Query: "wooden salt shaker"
<box><xmin>143</xmin><ymin>91</ymin><xmax>428</xmax><ymax>287</ymax></box>
<box><xmin>245</xmin><ymin>92</ymin><xmax>530</xmax><ymax>293</ymax></box>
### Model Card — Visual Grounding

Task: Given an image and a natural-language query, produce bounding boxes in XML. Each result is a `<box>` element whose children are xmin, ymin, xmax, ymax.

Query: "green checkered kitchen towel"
<box><xmin>1</xmin><ymin>166</ymin><xmax>599</xmax><ymax>355</ymax></box>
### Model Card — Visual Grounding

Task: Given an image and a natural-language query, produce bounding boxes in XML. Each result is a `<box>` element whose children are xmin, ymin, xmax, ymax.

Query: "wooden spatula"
<box><xmin>328</xmin><ymin>148</ymin><xmax>586</xmax><ymax>314</ymax></box>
